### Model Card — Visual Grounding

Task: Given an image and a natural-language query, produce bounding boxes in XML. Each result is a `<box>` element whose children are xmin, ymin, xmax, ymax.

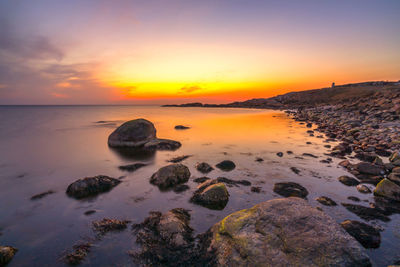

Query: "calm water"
<box><xmin>0</xmin><ymin>105</ymin><xmax>399</xmax><ymax>266</ymax></box>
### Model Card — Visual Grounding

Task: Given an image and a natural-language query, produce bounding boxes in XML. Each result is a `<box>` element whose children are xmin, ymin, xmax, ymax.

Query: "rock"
<box><xmin>342</xmin><ymin>203</ymin><xmax>390</xmax><ymax>222</ymax></box>
<box><xmin>355</xmin><ymin>152</ymin><xmax>378</xmax><ymax>163</ymax></box>
<box><xmin>84</xmin><ymin>210</ymin><xmax>96</xmax><ymax>216</ymax></box>
<box><xmin>92</xmin><ymin>218</ymin><xmax>129</xmax><ymax>234</ymax></box>
<box><xmin>392</xmin><ymin>167</ymin><xmax>400</xmax><ymax>173</ymax></box>
<box><xmin>118</xmin><ymin>163</ymin><xmax>147</xmax><ymax>172</ymax></box>
<box><xmin>30</xmin><ymin>190</ymin><xmax>55</xmax><ymax>200</ymax></box>
<box><xmin>276</xmin><ymin>152</ymin><xmax>283</xmax><ymax>157</ymax></box>
<box><xmin>356</xmin><ymin>184</ymin><xmax>372</xmax><ymax>194</ymax></box>
<box><xmin>0</xmin><ymin>246</ymin><xmax>17</xmax><ymax>266</ymax></box>
<box><xmin>174</xmin><ymin>125</ymin><xmax>190</xmax><ymax>130</ymax></box>
<box><xmin>389</xmin><ymin>151</ymin><xmax>400</xmax><ymax>162</ymax></box>
<box><xmin>373</xmin><ymin>178</ymin><xmax>400</xmax><ymax>201</ymax></box>
<box><xmin>290</xmin><ymin>167</ymin><xmax>300</xmax><ymax>174</ymax></box>
<box><xmin>173</xmin><ymin>184</ymin><xmax>190</xmax><ymax>193</ymax></box>
<box><xmin>341</xmin><ymin>220</ymin><xmax>381</xmax><ymax>248</ymax></box>
<box><xmin>251</xmin><ymin>186</ymin><xmax>262</xmax><ymax>193</ymax></box>
<box><xmin>193</xmin><ymin>177</ymin><xmax>210</xmax><ymax>183</ymax></box>
<box><xmin>143</xmin><ymin>138</ymin><xmax>181</xmax><ymax>151</ymax></box>
<box><xmin>167</xmin><ymin>155</ymin><xmax>191</xmax><ymax>163</ymax></box>
<box><xmin>195</xmin><ymin>162</ymin><xmax>214</xmax><ymax>173</ymax></box>
<box><xmin>66</xmin><ymin>175</ymin><xmax>121</xmax><ymax>199</ymax></box>
<box><xmin>64</xmin><ymin>242</ymin><xmax>92</xmax><ymax>265</ymax></box>
<box><xmin>338</xmin><ymin>176</ymin><xmax>360</xmax><ymax>186</ymax></box>
<box><xmin>132</xmin><ymin>208</ymin><xmax>194</xmax><ymax>266</ymax></box>
<box><xmin>215</xmin><ymin>160</ymin><xmax>236</xmax><ymax>171</ymax></box>
<box><xmin>191</xmin><ymin>180</ymin><xmax>230</xmax><ymax>210</ymax></box>
<box><xmin>348</xmin><ymin>196</ymin><xmax>361</xmax><ymax>202</ymax></box>
<box><xmin>306</xmin><ymin>122</ymin><xmax>312</xmax><ymax>127</ymax></box>
<box><xmin>316</xmin><ymin>196</ymin><xmax>337</xmax><ymax>206</ymax></box>
<box><xmin>216</xmin><ymin>177</ymin><xmax>251</xmax><ymax>186</ymax></box>
<box><xmin>273</xmin><ymin>182</ymin><xmax>308</xmax><ymax>198</ymax></box>
<box><xmin>388</xmin><ymin>172</ymin><xmax>400</xmax><ymax>184</ymax></box>
<box><xmin>339</xmin><ymin>160</ymin><xmax>351</xmax><ymax>168</ymax></box>
<box><xmin>255</xmin><ymin>157</ymin><xmax>264</xmax><ymax>162</ymax></box>
<box><xmin>108</xmin><ymin>118</ymin><xmax>156</xmax><ymax>147</ymax></box>
<box><xmin>150</xmin><ymin>164</ymin><xmax>190</xmax><ymax>189</ymax></box>
<box><xmin>302</xmin><ymin>153</ymin><xmax>318</xmax><ymax>158</ymax></box>
<box><xmin>355</xmin><ymin>162</ymin><xmax>386</xmax><ymax>176</ymax></box>
<box><xmin>203</xmin><ymin>198</ymin><xmax>371</xmax><ymax>267</ymax></box>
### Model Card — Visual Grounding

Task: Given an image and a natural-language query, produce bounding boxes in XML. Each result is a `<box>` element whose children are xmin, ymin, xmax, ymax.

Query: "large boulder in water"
<box><xmin>150</xmin><ymin>164</ymin><xmax>190</xmax><ymax>189</ymax></box>
<box><xmin>0</xmin><ymin>246</ymin><xmax>17</xmax><ymax>266</ymax></box>
<box><xmin>203</xmin><ymin>198</ymin><xmax>371</xmax><ymax>266</ymax></box>
<box><xmin>108</xmin><ymin>119</ymin><xmax>156</xmax><ymax>147</ymax></box>
<box><xmin>66</xmin><ymin>175</ymin><xmax>121</xmax><ymax>199</ymax></box>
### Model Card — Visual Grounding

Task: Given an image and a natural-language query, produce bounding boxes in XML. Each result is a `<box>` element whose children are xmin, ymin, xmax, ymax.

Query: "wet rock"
<box><xmin>108</xmin><ymin>118</ymin><xmax>156</xmax><ymax>147</ymax></box>
<box><xmin>273</xmin><ymin>182</ymin><xmax>308</xmax><ymax>198</ymax></box>
<box><xmin>118</xmin><ymin>163</ymin><xmax>147</xmax><ymax>172</ymax></box>
<box><xmin>341</xmin><ymin>220</ymin><xmax>381</xmax><ymax>248</ymax></box>
<box><xmin>143</xmin><ymin>138</ymin><xmax>181</xmax><ymax>151</ymax></box>
<box><xmin>195</xmin><ymin>162</ymin><xmax>214</xmax><ymax>173</ymax></box>
<box><xmin>355</xmin><ymin>162</ymin><xmax>386</xmax><ymax>176</ymax></box>
<box><xmin>388</xmin><ymin>172</ymin><xmax>400</xmax><ymax>184</ymax></box>
<box><xmin>30</xmin><ymin>190</ymin><xmax>55</xmax><ymax>200</ymax></box>
<box><xmin>255</xmin><ymin>157</ymin><xmax>264</xmax><ymax>162</ymax></box>
<box><xmin>150</xmin><ymin>164</ymin><xmax>190</xmax><ymax>189</ymax></box>
<box><xmin>389</xmin><ymin>151</ymin><xmax>400</xmax><ymax>163</ymax></box>
<box><xmin>84</xmin><ymin>210</ymin><xmax>96</xmax><ymax>216</ymax></box>
<box><xmin>173</xmin><ymin>184</ymin><xmax>190</xmax><ymax>193</ymax></box>
<box><xmin>373</xmin><ymin>178</ymin><xmax>400</xmax><ymax>201</ymax></box>
<box><xmin>193</xmin><ymin>177</ymin><xmax>210</xmax><ymax>183</ymax></box>
<box><xmin>191</xmin><ymin>180</ymin><xmax>230</xmax><ymax>210</ymax></box>
<box><xmin>286</xmin><ymin>150</ymin><xmax>293</xmax><ymax>154</ymax></box>
<box><xmin>290</xmin><ymin>167</ymin><xmax>300</xmax><ymax>175</ymax></box>
<box><xmin>306</xmin><ymin>122</ymin><xmax>312</xmax><ymax>127</ymax></box>
<box><xmin>66</xmin><ymin>175</ymin><xmax>121</xmax><ymax>199</ymax></box>
<box><xmin>302</xmin><ymin>153</ymin><xmax>318</xmax><ymax>158</ymax></box>
<box><xmin>338</xmin><ymin>175</ymin><xmax>360</xmax><ymax>186</ymax></box>
<box><xmin>215</xmin><ymin>160</ymin><xmax>236</xmax><ymax>171</ymax></box>
<box><xmin>276</xmin><ymin>152</ymin><xmax>283</xmax><ymax>157</ymax></box>
<box><xmin>316</xmin><ymin>196</ymin><xmax>337</xmax><ymax>206</ymax></box>
<box><xmin>0</xmin><ymin>246</ymin><xmax>17</xmax><ymax>266</ymax></box>
<box><xmin>251</xmin><ymin>186</ymin><xmax>262</xmax><ymax>193</ymax></box>
<box><xmin>92</xmin><ymin>218</ymin><xmax>129</xmax><ymax>234</ymax></box>
<box><xmin>342</xmin><ymin>203</ymin><xmax>390</xmax><ymax>222</ymax></box>
<box><xmin>64</xmin><ymin>242</ymin><xmax>92</xmax><ymax>265</ymax></box>
<box><xmin>216</xmin><ymin>177</ymin><xmax>251</xmax><ymax>186</ymax></box>
<box><xmin>203</xmin><ymin>198</ymin><xmax>371</xmax><ymax>266</ymax></box>
<box><xmin>174</xmin><ymin>125</ymin><xmax>190</xmax><ymax>130</ymax></box>
<box><xmin>355</xmin><ymin>152</ymin><xmax>378</xmax><ymax>163</ymax></box>
<box><xmin>132</xmin><ymin>208</ymin><xmax>194</xmax><ymax>266</ymax></box>
<box><xmin>348</xmin><ymin>196</ymin><xmax>361</xmax><ymax>202</ymax></box>
<box><xmin>357</xmin><ymin>184</ymin><xmax>372</xmax><ymax>194</ymax></box>
<box><xmin>339</xmin><ymin>160</ymin><xmax>351</xmax><ymax>168</ymax></box>
<box><xmin>167</xmin><ymin>155</ymin><xmax>191</xmax><ymax>163</ymax></box>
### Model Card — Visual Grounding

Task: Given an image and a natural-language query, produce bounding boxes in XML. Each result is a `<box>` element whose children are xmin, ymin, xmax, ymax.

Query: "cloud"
<box><xmin>180</xmin><ymin>85</ymin><xmax>203</xmax><ymax>93</ymax></box>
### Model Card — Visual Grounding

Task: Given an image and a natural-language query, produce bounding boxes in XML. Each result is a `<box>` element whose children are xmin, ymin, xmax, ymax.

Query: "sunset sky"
<box><xmin>0</xmin><ymin>0</ymin><xmax>399</xmax><ymax>104</ymax></box>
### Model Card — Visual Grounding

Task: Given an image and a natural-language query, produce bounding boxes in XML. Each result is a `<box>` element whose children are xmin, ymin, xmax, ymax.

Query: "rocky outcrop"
<box><xmin>273</xmin><ymin>182</ymin><xmax>309</xmax><ymax>198</ymax></box>
<box><xmin>341</xmin><ymin>220</ymin><xmax>381</xmax><ymax>248</ymax></box>
<box><xmin>203</xmin><ymin>198</ymin><xmax>371</xmax><ymax>266</ymax></box>
<box><xmin>191</xmin><ymin>180</ymin><xmax>230</xmax><ymax>210</ymax></box>
<box><xmin>0</xmin><ymin>246</ymin><xmax>17</xmax><ymax>266</ymax></box>
<box><xmin>108</xmin><ymin>119</ymin><xmax>156</xmax><ymax>147</ymax></box>
<box><xmin>373</xmin><ymin>178</ymin><xmax>400</xmax><ymax>201</ymax></box>
<box><xmin>215</xmin><ymin>160</ymin><xmax>236</xmax><ymax>171</ymax></box>
<box><xmin>150</xmin><ymin>164</ymin><xmax>190</xmax><ymax>189</ymax></box>
<box><xmin>66</xmin><ymin>175</ymin><xmax>121</xmax><ymax>199</ymax></box>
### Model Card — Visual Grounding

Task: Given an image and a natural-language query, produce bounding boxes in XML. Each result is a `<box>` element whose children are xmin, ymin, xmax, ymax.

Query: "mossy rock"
<box><xmin>374</xmin><ymin>178</ymin><xmax>400</xmax><ymax>201</ymax></box>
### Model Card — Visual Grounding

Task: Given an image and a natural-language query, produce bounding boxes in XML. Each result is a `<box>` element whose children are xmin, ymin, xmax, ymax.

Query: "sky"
<box><xmin>0</xmin><ymin>0</ymin><xmax>399</xmax><ymax>105</ymax></box>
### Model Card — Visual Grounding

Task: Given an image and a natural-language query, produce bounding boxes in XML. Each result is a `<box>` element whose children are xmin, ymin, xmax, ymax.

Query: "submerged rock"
<box><xmin>215</xmin><ymin>160</ymin><xmax>236</xmax><ymax>171</ymax></box>
<box><xmin>338</xmin><ymin>175</ymin><xmax>360</xmax><ymax>186</ymax></box>
<box><xmin>92</xmin><ymin>218</ymin><xmax>129</xmax><ymax>234</ymax></box>
<box><xmin>174</xmin><ymin>125</ymin><xmax>190</xmax><ymax>130</ymax></box>
<box><xmin>30</xmin><ymin>190</ymin><xmax>55</xmax><ymax>200</ymax></box>
<box><xmin>193</xmin><ymin>177</ymin><xmax>211</xmax><ymax>183</ymax></box>
<box><xmin>342</xmin><ymin>203</ymin><xmax>390</xmax><ymax>222</ymax></box>
<box><xmin>167</xmin><ymin>155</ymin><xmax>191</xmax><ymax>163</ymax></box>
<box><xmin>132</xmin><ymin>208</ymin><xmax>194</xmax><ymax>266</ymax></box>
<box><xmin>118</xmin><ymin>163</ymin><xmax>147</xmax><ymax>172</ymax></box>
<box><xmin>108</xmin><ymin>118</ymin><xmax>156</xmax><ymax>147</ymax></box>
<box><xmin>273</xmin><ymin>182</ymin><xmax>309</xmax><ymax>198</ymax></box>
<box><xmin>341</xmin><ymin>220</ymin><xmax>381</xmax><ymax>248</ymax></box>
<box><xmin>191</xmin><ymin>180</ymin><xmax>230</xmax><ymax>210</ymax></box>
<box><xmin>0</xmin><ymin>246</ymin><xmax>17</xmax><ymax>266</ymax></box>
<box><xmin>66</xmin><ymin>175</ymin><xmax>121</xmax><ymax>199</ymax></box>
<box><xmin>195</xmin><ymin>162</ymin><xmax>214</xmax><ymax>173</ymax></box>
<box><xmin>316</xmin><ymin>196</ymin><xmax>337</xmax><ymax>206</ymax></box>
<box><xmin>373</xmin><ymin>178</ymin><xmax>400</xmax><ymax>201</ymax></box>
<box><xmin>203</xmin><ymin>198</ymin><xmax>371</xmax><ymax>266</ymax></box>
<box><xmin>150</xmin><ymin>164</ymin><xmax>190</xmax><ymax>189</ymax></box>
<box><xmin>216</xmin><ymin>177</ymin><xmax>251</xmax><ymax>186</ymax></box>
<box><xmin>143</xmin><ymin>138</ymin><xmax>181</xmax><ymax>151</ymax></box>
<box><xmin>64</xmin><ymin>242</ymin><xmax>92</xmax><ymax>265</ymax></box>
<box><xmin>290</xmin><ymin>166</ymin><xmax>301</xmax><ymax>175</ymax></box>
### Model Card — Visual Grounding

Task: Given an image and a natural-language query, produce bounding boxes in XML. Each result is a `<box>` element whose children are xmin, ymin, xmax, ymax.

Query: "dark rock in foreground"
<box><xmin>150</xmin><ymin>164</ymin><xmax>190</xmax><ymax>189</ymax></box>
<box><xmin>342</xmin><ymin>203</ymin><xmax>390</xmax><ymax>222</ymax></box>
<box><xmin>373</xmin><ymin>178</ymin><xmax>400</xmax><ymax>201</ymax></box>
<box><xmin>108</xmin><ymin>118</ymin><xmax>156</xmax><ymax>147</ymax></box>
<box><xmin>191</xmin><ymin>180</ymin><xmax>230</xmax><ymax>210</ymax></box>
<box><xmin>215</xmin><ymin>160</ymin><xmax>236</xmax><ymax>171</ymax></box>
<box><xmin>273</xmin><ymin>182</ymin><xmax>309</xmax><ymax>198</ymax></box>
<box><xmin>203</xmin><ymin>198</ymin><xmax>371</xmax><ymax>266</ymax></box>
<box><xmin>316</xmin><ymin>196</ymin><xmax>337</xmax><ymax>206</ymax></box>
<box><xmin>341</xmin><ymin>220</ymin><xmax>381</xmax><ymax>249</ymax></box>
<box><xmin>92</xmin><ymin>218</ymin><xmax>129</xmax><ymax>234</ymax></box>
<box><xmin>66</xmin><ymin>175</ymin><xmax>121</xmax><ymax>199</ymax></box>
<box><xmin>143</xmin><ymin>138</ymin><xmax>181</xmax><ymax>151</ymax></box>
<box><xmin>338</xmin><ymin>175</ymin><xmax>360</xmax><ymax>186</ymax></box>
<box><xmin>195</xmin><ymin>162</ymin><xmax>214</xmax><ymax>173</ymax></box>
<box><xmin>0</xmin><ymin>246</ymin><xmax>17</xmax><ymax>266</ymax></box>
<box><xmin>118</xmin><ymin>163</ymin><xmax>147</xmax><ymax>172</ymax></box>
<box><xmin>132</xmin><ymin>208</ymin><xmax>194</xmax><ymax>266</ymax></box>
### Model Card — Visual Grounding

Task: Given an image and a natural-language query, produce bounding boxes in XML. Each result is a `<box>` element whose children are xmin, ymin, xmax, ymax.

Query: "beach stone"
<box><xmin>355</xmin><ymin>162</ymin><xmax>386</xmax><ymax>176</ymax></box>
<box><xmin>342</xmin><ymin>203</ymin><xmax>390</xmax><ymax>222</ymax></box>
<box><xmin>0</xmin><ymin>246</ymin><xmax>17</xmax><ymax>266</ymax></box>
<box><xmin>388</xmin><ymin>172</ymin><xmax>400</xmax><ymax>184</ymax></box>
<box><xmin>216</xmin><ymin>177</ymin><xmax>251</xmax><ymax>186</ymax></box>
<box><xmin>150</xmin><ymin>164</ymin><xmax>190</xmax><ymax>189</ymax></box>
<box><xmin>118</xmin><ymin>163</ymin><xmax>147</xmax><ymax>172</ymax></box>
<box><xmin>276</xmin><ymin>152</ymin><xmax>283</xmax><ymax>157</ymax></box>
<box><xmin>389</xmin><ymin>151</ymin><xmax>400</xmax><ymax>162</ymax></box>
<box><xmin>193</xmin><ymin>177</ymin><xmax>210</xmax><ymax>183</ymax></box>
<box><xmin>195</xmin><ymin>162</ymin><xmax>214</xmax><ymax>173</ymax></box>
<box><xmin>204</xmin><ymin>198</ymin><xmax>371</xmax><ymax>267</ymax></box>
<box><xmin>175</xmin><ymin>125</ymin><xmax>190</xmax><ymax>130</ymax></box>
<box><xmin>191</xmin><ymin>180</ymin><xmax>229</xmax><ymax>210</ymax></box>
<box><xmin>341</xmin><ymin>220</ymin><xmax>381</xmax><ymax>248</ymax></box>
<box><xmin>143</xmin><ymin>138</ymin><xmax>181</xmax><ymax>151</ymax></box>
<box><xmin>374</xmin><ymin>178</ymin><xmax>400</xmax><ymax>201</ymax></box>
<box><xmin>338</xmin><ymin>176</ymin><xmax>360</xmax><ymax>186</ymax></box>
<box><xmin>215</xmin><ymin>160</ymin><xmax>236</xmax><ymax>171</ymax></box>
<box><xmin>108</xmin><ymin>118</ymin><xmax>156</xmax><ymax>147</ymax></box>
<box><xmin>355</xmin><ymin>152</ymin><xmax>378</xmax><ymax>163</ymax></box>
<box><xmin>316</xmin><ymin>196</ymin><xmax>337</xmax><ymax>206</ymax></box>
<box><xmin>92</xmin><ymin>218</ymin><xmax>129</xmax><ymax>234</ymax></box>
<box><xmin>356</xmin><ymin>184</ymin><xmax>372</xmax><ymax>194</ymax></box>
<box><xmin>273</xmin><ymin>182</ymin><xmax>308</xmax><ymax>198</ymax></box>
<box><xmin>66</xmin><ymin>175</ymin><xmax>121</xmax><ymax>199</ymax></box>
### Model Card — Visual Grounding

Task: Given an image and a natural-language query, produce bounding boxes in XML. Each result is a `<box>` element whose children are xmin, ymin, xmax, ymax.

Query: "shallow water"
<box><xmin>0</xmin><ymin>105</ymin><xmax>398</xmax><ymax>266</ymax></box>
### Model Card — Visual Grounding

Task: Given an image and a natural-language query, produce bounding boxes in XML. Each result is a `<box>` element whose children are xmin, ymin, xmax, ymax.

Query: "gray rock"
<box><xmin>191</xmin><ymin>180</ymin><xmax>229</xmax><ymax>210</ymax></box>
<box><xmin>341</xmin><ymin>220</ymin><xmax>381</xmax><ymax>248</ymax></box>
<box><xmin>195</xmin><ymin>162</ymin><xmax>214</xmax><ymax>173</ymax></box>
<box><xmin>143</xmin><ymin>138</ymin><xmax>181</xmax><ymax>151</ymax></box>
<box><xmin>204</xmin><ymin>198</ymin><xmax>371</xmax><ymax>266</ymax></box>
<box><xmin>108</xmin><ymin>118</ymin><xmax>156</xmax><ymax>147</ymax></box>
<box><xmin>215</xmin><ymin>160</ymin><xmax>236</xmax><ymax>171</ymax></box>
<box><xmin>66</xmin><ymin>175</ymin><xmax>121</xmax><ymax>199</ymax></box>
<box><xmin>150</xmin><ymin>164</ymin><xmax>190</xmax><ymax>189</ymax></box>
<box><xmin>374</xmin><ymin>178</ymin><xmax>400</xmax><ymax>201</ymax></box>
<box><xmin>273</xmin><ymin>182</ymin><xmax>308</xmax><ymax>198</ymax></box>
<box><xmin>0</xmin><ymin>246</ymin><xmax>17</xmax><ymax>266</ymax></box>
